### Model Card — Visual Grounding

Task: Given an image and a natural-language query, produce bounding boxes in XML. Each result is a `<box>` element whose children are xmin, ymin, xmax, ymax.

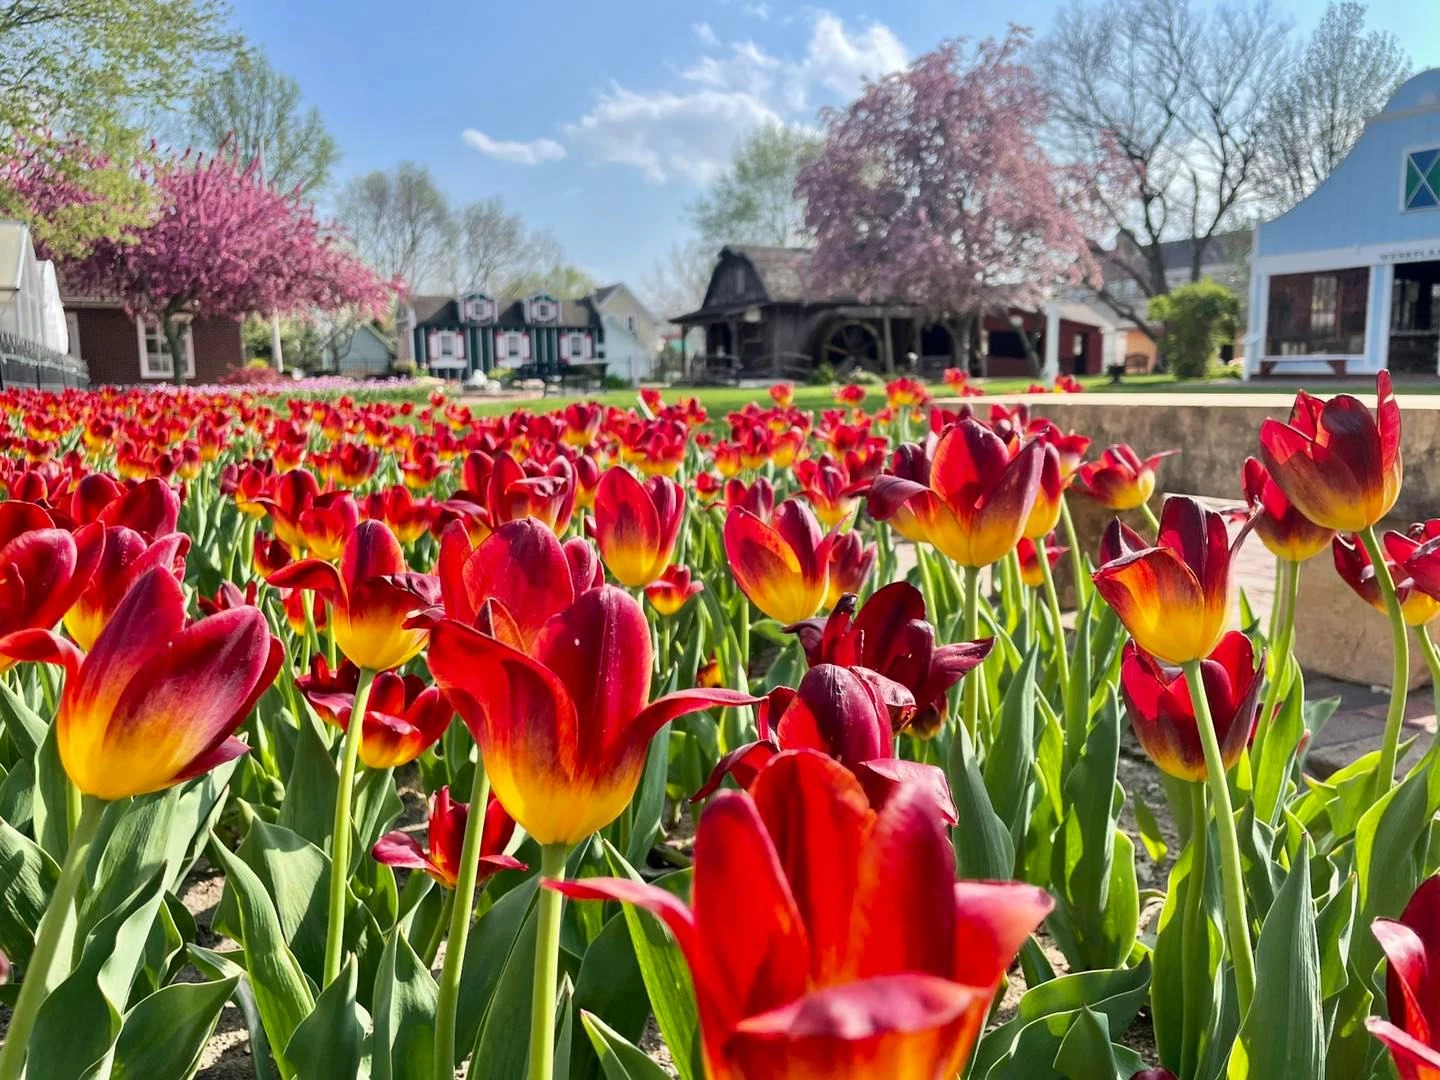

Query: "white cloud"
<box><xmin>741</xmin><ymin>2</ymin><xmax>771</xmax><ymax>19</ymax></box>
<box><xmin>564</xmin><ymin>11</ymin><xmax>906</xmax><ymax>185</ymax></box>
<box><xmin>787</xmin><ymin>14</ymin><xmax>907</xmax><ymax>110</ymax></box>
<box><xmin>461</xmin><ymin>129</ymin><xmax>567</xmax><ymax>166</ymax></box>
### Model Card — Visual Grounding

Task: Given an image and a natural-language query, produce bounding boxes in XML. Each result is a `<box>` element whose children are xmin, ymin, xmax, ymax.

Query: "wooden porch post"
<box><xmin>883</xmin><ymin>315</ymin><xmax>895</xmax><ymax>374</ymax></box>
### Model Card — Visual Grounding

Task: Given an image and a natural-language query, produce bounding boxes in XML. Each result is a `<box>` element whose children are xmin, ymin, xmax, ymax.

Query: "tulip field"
<box><xmin>0</xmin><ymin>372</ymin><xmax>1435</xmax><ymax>1080</ymax></box>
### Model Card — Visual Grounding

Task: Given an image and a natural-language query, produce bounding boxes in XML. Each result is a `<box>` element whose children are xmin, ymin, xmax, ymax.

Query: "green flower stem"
<box><xmin>323</xmin><ymin>666</ymin><xmax>376</xmax><ymax>987</ymax></box>
<box><xmin>1253</xmin><ymin>558</ymin><xmax>1300</xmax><ymax>767</ymax></box>
<box><xmin>421</xmin><ymin>887</ymin><xmax>455</xmax><ymax>970</ymax></box>
<box><xmin>962</xmin><ymin>564</ymin><xmax>982</xmax><ymax>738</ymax></box>
<box><xmin>1139</xmin><ymin>500</ymin><xmax>1162</xmax><ymax>535</ymax></box>
<box><xmin>1182</xmin><ymin>660</ymin><xmax>1256</xmax><ymax>1022</ymax></box>
<box><xmin>0</xmin><ymin>795</ymin><xmax>105</xmax><ymax>1080</ymax></box>
<box><xmin>528</xmin><ymin>843</ymin><xmax>571</xmax><ymax>1080</ymax></box>
<box><xmin>1058</xmin><ymin>494</ymin><xmax>1089</xmax><ymax>609</ymax></box>
<box><xmin>1180</xmin><ymin>781</ymin><xmax>1209</xmax><ymax>1080</ymax></box>
<box><xmin>1358</xmin><ymin>526</ymin><xmax>1409</xmax><ymax>794</ymax></box>
<box><xmin>1418</xmin><ymin>626</ymin><xmax>1440</xmax><ymax>754</ymax></box>
<box><xmin>1037</xmin><ymin>546</ymin><xmax>1070</xmax><ymax>698</ymax></box>
<box><xmin>432</xmin><ymin>748</ymin><xmax>492</xmax><ymax>1078</ymax></box>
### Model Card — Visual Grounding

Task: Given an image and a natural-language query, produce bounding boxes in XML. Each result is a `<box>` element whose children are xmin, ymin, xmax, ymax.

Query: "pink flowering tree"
<box><xmin>797</xmin><ymin>27</ymin><xmax>1099</xmax><ymax>375</ymax></box>
<box><xmin>57</xmin><ymin>146</ymin><xmax>397</xmax><ymax>383</ymax></box>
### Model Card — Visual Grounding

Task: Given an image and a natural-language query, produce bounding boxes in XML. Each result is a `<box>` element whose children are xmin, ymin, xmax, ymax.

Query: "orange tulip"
<box><xmin>1075</xmin><ymin>444</ymin><xmax>1177</xmax><ymax>511</ymax></box>
<box><xmin>644</xmin><ymin>565</ymin><xmax>703</xmax><ymax>617</ymax></box>
<box><xmin>0</xmin><ymin>568</ymin><xmax>281</xmax><ymax>800</ymax></box>
<box><xmin>1241</xmin><ymin>456</ymin><xmax>1334</xmax><ymax>563</ymax></box>
<box><xmin>427</xmin><ymin>586</ymin><xmax>756</xmax><ymax>846</ymax></box>
<box><xmin>268</xmin><ymin>520</ymin><xmax>438</xmax><ymax>671</ymax></box>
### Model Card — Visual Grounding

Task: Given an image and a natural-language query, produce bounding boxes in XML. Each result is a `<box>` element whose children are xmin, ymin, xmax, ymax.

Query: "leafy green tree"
<box><xmin>0</xmin><ymin>0</ymin><xmax>234</xmax><ymax>253</ymax></box>
<box><xmin>691</xmin><ymin>123</ymin><xmax>822</xmax><ymax>249</ymax></box>
<box><xmin>187</xmin><ymin>50</ymin><xmax>340</xmax><ymax>196</ymax></box>
<box><xmin>1148</xmin><ymin>279</ymin><xmax>1241</xmax><ymax>379</ymax></box>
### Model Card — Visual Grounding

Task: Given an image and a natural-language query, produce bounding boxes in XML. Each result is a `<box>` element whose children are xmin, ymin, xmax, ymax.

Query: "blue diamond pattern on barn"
<box><xmin>1405</xmin><ymin>148</ymin><xmax>1440</xmax><ymax>210</ymax></box>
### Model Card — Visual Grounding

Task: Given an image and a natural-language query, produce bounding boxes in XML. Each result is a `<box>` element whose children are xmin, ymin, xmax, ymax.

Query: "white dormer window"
<box><xmin>565</xmin><ymin>332</ymin><xmax>585</xmax><ymax>360</ymax></box>
<box><xmin>529</xmin><ymin>294</ymin><xmax>557</xmax><ymax>323</ymax></box>
<box><xmin>463</xmin><ymin>295</ymin><xmax>493</xmax><ymax>323</ymax></box>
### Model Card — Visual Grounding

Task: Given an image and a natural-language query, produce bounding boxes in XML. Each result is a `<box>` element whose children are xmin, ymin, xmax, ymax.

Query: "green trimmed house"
<box><xmin>397</xmin><ymin>291</ymin><xmax>602</xmax><ymax>379</ymax></box>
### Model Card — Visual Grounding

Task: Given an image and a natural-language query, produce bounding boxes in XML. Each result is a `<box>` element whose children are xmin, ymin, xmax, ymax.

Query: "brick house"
<box><xmin>60</xmin><ymin>289</ymin><xmax>244</xmax><ymax>385</ymax></box>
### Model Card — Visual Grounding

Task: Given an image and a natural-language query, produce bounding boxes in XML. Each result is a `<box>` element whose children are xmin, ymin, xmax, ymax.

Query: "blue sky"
<box><xmin>233</xmin><ymin>0</ymin><xmax>1440</xmax><ymax>295</ymax></box>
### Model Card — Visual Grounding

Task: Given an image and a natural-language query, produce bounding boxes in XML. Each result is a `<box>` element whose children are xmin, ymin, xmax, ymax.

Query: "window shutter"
<box><xmin>521</xmin><ymin>334</ymin><xmax>532</xmax><ymax>360</ymax></box>
<box><xmin>455</xmin><ymin>333</ymin><xmax>466</xmax><ymax>360</ymax></box>
<box><xmin>427</xmin><ymin>331</ymin><xmax>438</xmax><ymax>359</ymax></box>
<box><xmin>582</xmin><ymin>333</ymin><xmax>593</xmax><ymax>359</ymax></box>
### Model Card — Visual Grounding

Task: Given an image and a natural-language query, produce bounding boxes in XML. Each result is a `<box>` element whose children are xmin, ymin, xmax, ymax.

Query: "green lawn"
<box><xmin>458</xmin><ymin>370</ymin><xmax>1434</xmax><ymax>418</ymax></box>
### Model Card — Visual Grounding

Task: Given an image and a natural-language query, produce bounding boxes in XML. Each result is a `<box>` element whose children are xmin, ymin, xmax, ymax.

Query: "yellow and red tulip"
<box><xmin>1075</xmin><ymin>444</ymin><xmax>1177</xmax><ymax>511</ymax></box>
<box><xmin>372</xmin><ymin>786</ymin><xmax>525</xmax><ymax>889</ymax></box>
<box><xmin>299</xmin><ymin>491</ymin><xmax>359</xmax><ymax>561</ymax></box>
<box><xmin>0</xmin><ymin>567</ymin><xmax>282</xmax><ymax>800</ymax></box>
<box><xmin>1017</xmin><ymin>534</ymin><xmax>1066</xmax><ymax>589</ymax></box>
<box><xmin>63</xmin><ymin>527</ymin><xmax>189</xmax><ymax>651</ymax></box>
<box><xmin>297</xmin><ymin>657</ymin><xmax>453</xmax><ymax>768</ymax></box>
<box><xmin>426</xmin><ymin>585</ymin><xmax>756</xmax><ymax>846</ymax></box>
<box><xmin>869</xmin><ymin>418</ymin><xmax>1044</xmax><ymax>567</ymax></box>
<box><xmin>1118</xmin><ymin>631</ymin><xmax>1262</xmax><ymax>782</ymax></box>
<box><xmin>1242</xmin><ymin>456</ymin><xmax>1334</xmax><ymax>563</ymax></box>
<box><xmin>644</xmin><ymin>565</ymin><xmax>703</xmax><ymax>617</ymax></box>
<box><xmin>593</xmin><ymin>467</ymin><xmax>684</xmax><ymax>588</ymax></box>
<box><xmin>268</xmin><ymin>520</ymin><xmax>438</xmax><ymax>672</ymax></box>
<box><xmin>724</xmin><ymin>498</ymin><xmax>834</xmax><ymax>624</ymax></box>
<box><xmin>1259</xmin><ymin>371</ymin><xmax>1401</xmax><ymax>532</ymax></box>
<box><xmin>1022</xmin><ymin>442</ymin><xmax>1065</xmax><ymax>539</ymax></box>
<box><xmin>824</xmin><ymin>530</ymin><xmax>876</xmax><ymax>608</ymax></box>
<box><xmin>0</xmin><ymin>504</ymin><xmax>103</xmax><ymax>667</ymax></box>
<box><xmin>554</xmin><ymin>750</ymin><xmax>1052</xmax><ymax>1080</ymax></box>
<box><xmin>1093</xmin><ymin>496</ymin><xmax>1239</xmax><ymax>665</ymax></box>
<box><xmin>1333</xmin><ymin>533</ymin><xmax>1440</xmax><ymax>626</ymax></box>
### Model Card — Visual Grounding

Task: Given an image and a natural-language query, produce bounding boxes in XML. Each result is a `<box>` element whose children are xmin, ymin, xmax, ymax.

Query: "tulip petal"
<box><xmin>857</xmin><ymin>760</ymin><xmax>957</xmax><ymax>825</ymax></box>
<box><xmin>436</xmin><ymin>520</ymin><xmax>478</xmax><ymax>625</ymax></box>
<box><xmin>372</xmin><ymin>832</ymin><xmax>437</xmax><ymax>874</ymax></box>
<box><xmin>724</xmin><ymin>508</ymin><xmax>824</xmax><ymax>623</ymax></box>
<box><xmin>533</xmin><ymin>587</ymin><xmax>651</xmax><ymax>764</ymax></box>
<box><xmin>461</xmin><ymin>520</ymin><xmax>575</xmax><ymax>646</ymax></box>
<box><xmin>267</xmin><ymin>557</ymin><xmax>346</xmax><ymax>601</ymax></box>
<box><xmin>692</xmin><ymin>789</ymin><xmax>811</xmax><ymax>1036</ymax></box>
<box><xmin>1259</xmin><ymin>418</ymin><xmax>1371</xmax><ymax>531</ymax></box>
<box><xmin>691</xmin><ymin>740</ymin><xmax>780</xmax><ymax>801</ymax></box>
<box><xmin>342</xmin><ymin>520</ymin><xmax>408</xmax><ymax>583</ymax></box>
<box><xmin>595</xmin><ymin>468</ymin><xmax>663</xmax><ymax>587</ymax></box>
<box><xmin>930</xmin><ymin>419</ymin><xmax>1010</xmax><ymax>513</ymax></box>
<box><xmin>1365</xmin><ymin>1017</ymin><xmax>1440</xmax><ymax>1080</ymax></box>
<box><xmin>726</xmin><ymin>973</ymin><xmax>984</xmax><ymax>1080</ymax></box>
<box><xmin>82</xmin><ymin>606</ymin><xmax>274</xmax><ymax>799</ymax></box>
<box><xmin>170</xmin><ymin>735</ymin><xmax>251</xmax><ymax>784</ymax></box>
<box><xmin>750</xmin><ymin>750</ymin><xmax>874</xmax><ymax>986</ymax></box>
<box><xmin>1093</xmin><ymin>547</ymin><xmax>1214</xmax><ymax>664</ymax></box>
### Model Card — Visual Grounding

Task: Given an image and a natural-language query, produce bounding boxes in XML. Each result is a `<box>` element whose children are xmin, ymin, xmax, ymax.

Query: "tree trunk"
<box><xmin>1003</xmin><ymin>312</ymin><xmax>1044</xmax><ymax>378</ymax></box>
<box><xmin>162</xmin><ymin>313</ymin><xmax>187</xmax><ymax>386</ymax></box>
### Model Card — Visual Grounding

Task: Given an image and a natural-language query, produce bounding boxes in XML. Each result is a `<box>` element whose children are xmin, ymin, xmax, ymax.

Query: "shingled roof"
<box><xmin>722</xmin><ymin>245</ymin><xmax>817</xmax><ymax>303</ymax></box>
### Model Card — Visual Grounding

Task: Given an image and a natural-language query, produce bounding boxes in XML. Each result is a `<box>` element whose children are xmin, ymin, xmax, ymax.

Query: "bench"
<box><xmin>543</xmin><ymin>364</ymin><xmax>607</xmax><ymax>396</ymax></box>
<box><xmin>1258</xmin><ymin>356</ymin><xmax>1348</xmax><ymax>377</ymax></box>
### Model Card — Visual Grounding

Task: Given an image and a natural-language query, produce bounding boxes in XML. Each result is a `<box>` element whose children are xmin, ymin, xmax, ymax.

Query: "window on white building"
<box><xmin>507</xmin><ymin>331</ymin><xmax>522</xmax><ymax>354</ymax></box>
<box><xmin>436</xmin><ymin>331</ymin><xmax>457</xmax><ymax>360</ymax></box>
<box><xmin>566</xmin><ymin>333</ymin><xmax>585</xmax><ymax>359</ymax></box>
<box><xmin>137</xmin><ymin>318</ymin><xmax>195</xmax><ymax>379</ymax></box>
<box><xmin>626</xmin><ymin>314</ymin><xmax>637</xmax><ymax>334</ymax></box>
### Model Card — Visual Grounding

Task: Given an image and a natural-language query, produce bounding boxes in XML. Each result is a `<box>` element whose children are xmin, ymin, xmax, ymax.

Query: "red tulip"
<box><xmin>1259</xmin><ymin>371</ymin><xmax>1401</xmax><ymax>532</ymax></box>
<box><xmin>373</xmin><ymin>786</ymin><xmax>526</xmax><ymax>890</ymax></box>
<box><xmin>1093</xmin><ymin>496</ymin><xmax>1239</xmax><ymax>665</ymax></box>
<box><xmin>488</xmin><ymin>451</ymin><xmax>575</xmax><ymax>534</ymax></box>
<box><xmin>553</xmin><ymin>750</ymin><xmax>1052</xmax><ymax>1080</ymax></box>
<box><xmin>1022</xmin><ymin>442</ymin><xmax>1065</xmax><ymax>539</ymax></box>
<box><xmin>1119</xmin><ymin>632</ymin><xmax>1261</xmax><ymax>782</ymax></box>
<box><xmin>1370</xmin><ymin>875</ymin><xmax>1440</xmax><ymax>1079</ymax></box>
<box><xmin>644</xmin><ymin>565</ymin><xmax>703</xmax><ymax>617</ymax></box>
<box><xmin>834</xmin><ymin>383</ymin><xmax>866</xmax><ymax>406</ymax></box>
<box><xmin>1075</xmin><ymin>444</ymin><xmax>1177</xmax><ymax>511</ymax></box>
<box><xmin>593</xmin><ymin>468</ymin><xmax>684</xmax><ymax>588</ymax></box>
<box><xmin>788</xmin><ymin>582</ymin><xmax>991</xmax><ymax>738</ymax></box>
<box><xmin>724</xmin><ymin>499</ymin><xmax>835</xmax><ymax>624</ymax></box>
<box><xmin>795</xmin><ymin>456</ymin><xmax>859</xmax><ymax>529</ymax></box>
<box><xmin>257</xmin><ymin>468</ymin><xmax>320</xmax><ymax>551</ymax></box>
<box><xmin>426</xmin><ymin>586</ymin><xmax>757</xmax><ymax>846</ymax></box>
<box><xmin>63</xmin><ymin>527</ymin><xmax>189</xmax><ymax>651</ymax></box>
<box><xmin>94</xmin><ymin>476</ymin><xmax>181</xmax><ymax>538</ymax></box>
<box><xmin>1333</xmin><ymin>534</ymin><xmax>1439</xmax><ymax>627</ymax></box>
<box><xmin>869</xmin><ymin>418</ymin><xmax>1044</xmax><ymax>567</ymax></box>
<box><xmin>1393</xmin><ymin>522</ymin><xmax>1440</xmax><ymax>603</ymax></box>
<box><xmin>0</xmin><ymin>568</ymin><xmax>282</xmax><ymax>800</ymax></box>
<box><xmin>824</xmin><ymin>530</ymin><xmax>876</xmax><ymax>609</ymax></box>
<box><xmin>297</xmin><ymin>658</ymin><xmax>452</xmax><ymax>768</ymax></box>
<box><xmin>1033</xmin><ymin>421</ymin><xmax>1091</xmax><ymax>481</ymax></box>
<box><xmin>1017</xmin><ymin>535</ymin><xmax>1066</xmax><ymax>589</ymax></box>
<box><xmin>722</xmin><ymin>476</ymin><xmax>774</xmax><ymax>522</ymax></box>
<box><xmin>434</xmin><ymin>519</ymin><xmax>599</xmax><ymax>650</ymax></box>
<box><xmin>694</xmin><ymin>663</ymin><xmax>957</xmax><ymax>822</ymax></box>
<box><xmin>1241</xmin><ymin>456</ymin><xmax>1334</xmax><ymax>563</ymax></box>
<box><xmin>268</xmin><ymin>520</ymin><xmax>438</xmax><ymax>671</ymax></box>
<box><xmin>0</xmin><ymin>504</ymin><xmax>103</xmax><ymax>670</ymax></box>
